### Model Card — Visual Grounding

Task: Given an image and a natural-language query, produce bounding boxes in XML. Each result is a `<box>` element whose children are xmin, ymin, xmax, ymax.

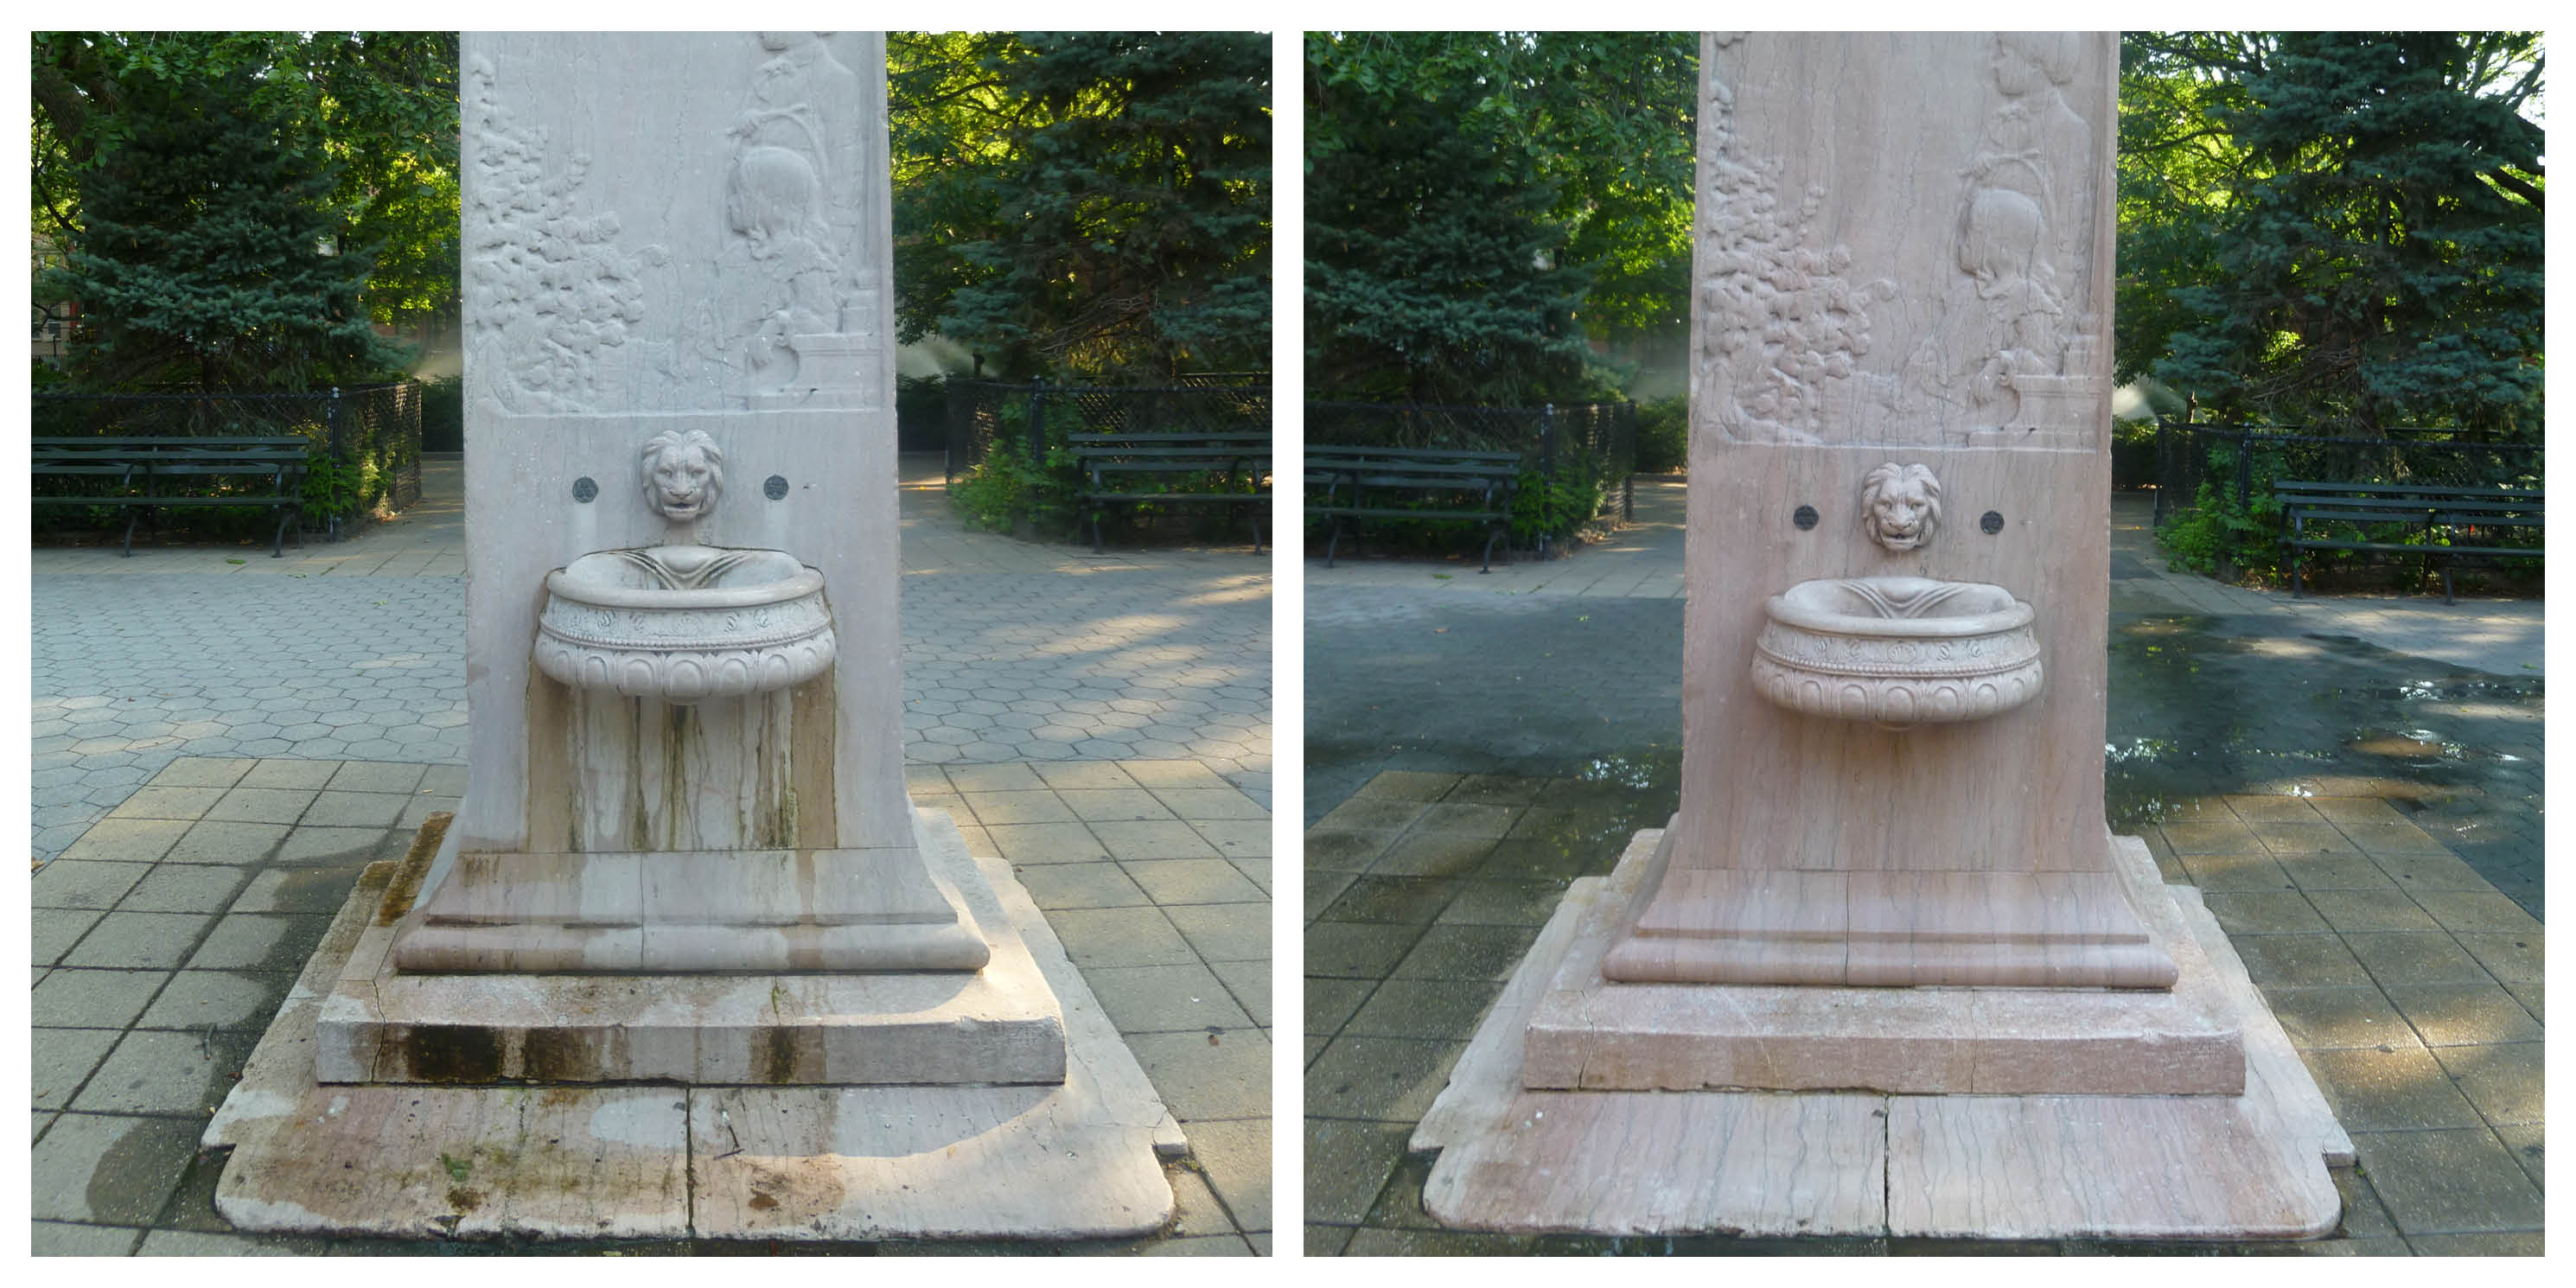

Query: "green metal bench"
<box><xmin>1070</xmin><ymin>431</ymin><xmax>1270</xmax><ymax>553</ymax></box>
<box><xmin>1305</xmin><ymin>446</ymin><xmax>1522</xmax><ymax>572</ymax></box>
<box><xmin>2274</xmin><ymin>479</ymin><xmax>2543</xmax><ymax>603</ymax></box>
<box><xmin>32</xmin><ymin>435</ymin><xmax>310</xmax><ymax>557</ymax></box>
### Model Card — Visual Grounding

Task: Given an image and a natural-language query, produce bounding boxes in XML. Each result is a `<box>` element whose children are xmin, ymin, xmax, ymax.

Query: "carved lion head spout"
<box><xmin>640</xmin><ymin>429</ymin><xmax>724</xmax><ymax>527</ymax></box>
<box><xmin>1859</xmin><ymin>462</ymin><xmax>1942</xmax><ymax>552</ymax></box>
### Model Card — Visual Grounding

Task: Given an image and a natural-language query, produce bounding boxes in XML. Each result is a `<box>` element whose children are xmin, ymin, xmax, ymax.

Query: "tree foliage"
<box><xmin>2117</xmin><ymin>32</ymin><xmax>2544</xmax><ymax>436</ymax></box>
<box><xmin>33</xmin><ymin>31</ymin><xmax>461</xmax><ymax>388</ymax></box>
<box><xmin>889</xmin><ymin>31</ymin><xmax>1270</xmax><ymax>380</ymax></box>
<box><xmin>1305</xmin><ymin>31</ymin><xmax>1695</xmax><ymax>404</ymax></box>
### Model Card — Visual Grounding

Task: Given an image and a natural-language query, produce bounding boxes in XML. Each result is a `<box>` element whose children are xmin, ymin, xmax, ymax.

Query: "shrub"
<box><xmin>1633</xmin><ymin>396</ymin><xmax>1688</xmax><ymax>474</ymax></box>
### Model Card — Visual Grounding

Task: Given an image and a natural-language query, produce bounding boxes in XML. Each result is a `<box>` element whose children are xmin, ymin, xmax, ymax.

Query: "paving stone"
<box><xmin>104</xmin><ymin>785</ymin><xmax>226</xmax><ymax>821</ymax></box>
<box><xmin>2277</xmin><ymin>854</ymin><xmax>2398</xmax><ymax>890</ymax></box>
<box><xmin>70</xmin><ymin>1027</ymin><xmax>260</xmax><ymax>1115</ymax></box>
<box><xmin>1344</xmin><ymin>977</ymin><xmax>1507</xmax><ymax>1041</ymax></box>
<box><xmin>137</xmin><ymin>969</ymin><xmax>297</xmax><ymax>1032</ymax></box>
<box><xmin>271</xmin><ymin>825</ymin><xmax>394</xmax><ymax>866</ymax></box>
<box><xmin>29</xmin><ymin>1113</ymin><xmax>201</xmax><ymax>1222</ymax></box>
<box><xmin>1307</xmin><ymin>921</ymin><xmax>1423</xmax><ymax>980</ymax></box>
<box><xmin>239</xmin><ymin>758</ymin><xmax>343</xmax><ymax>790</ymax></box>
<box><xmin>32</xmin><ymin>1027</ymin><xmax>124</xmax><ymax>1110</ymax></box>
<box><xmin>2490</xmin><ymin>1123</ymin><xmax>2542</xmax><ymax>1191</ymax></box>
<box><xmin>31</xmin><ymin>859</ymin><xmax>153</xmax><ymax>910</ymax></box>
<box><xmin>1092</xmin><ymin>820</ymin><xmax>1223</xmax><ymax>861</ymax></box>
<box><xmin>2341</xmin><ymin>932</ymin><xmax>2495</xmax><ymax>985</ymax></box>
<box><xmin>1122</xmin><ymin>858</ymin><xmax>1266</xmax><ymax>905</ymax></box>
<box><xmin>2305</xmin><ymin>889</ymin><xmax>2442</xmax><ymax>934</ymax></box>
<box><xmin>54</xmin><ymin>819</ymin><xmax>190</xmax><ymax>864</ymax></box>
<box><xmin>1387</xmin><ymin>923</ymin><xmax>1540</xmax><ymax>982</ymax></box>
<box><xmin>2421</xmin><ymin>1045</ymin><xmax>2545</xmax><ymax>1128</ymax></box>
<box><xmin>1043</xmin><ymin>906</ymin><xmax>1197</xmax><ymax>968</ymax></box>
<box><xmin>941</xmin><ymin>762</ymin><xmax>1046</xmax><ymax>793</ymax></box>
<box><xmin>1350</xmin><ymin>770</ymin><xmax>1460</xmax><ymax>802</ymax></box>
<box><xmin>137</xmin><ymin>1230</ymin><xmax>316</xmax><ymax>1255</ymax></box>
<box><xmin>33</xmin><ymin>909</ymin><xmax>105</xmax><ymax>967</ymax></box>
<box><xmin>2203</xmin><ymin>890</ymin><xmax>2330</xmax><ymax>935</ymax></box>
<box><xmin>298</xmin><ymin>789</ymin><xmax>410</xmax><ymax>827</ymax></box>
<box><xmin>160</xmin><ymin>819</ymin><xmax>290</xmax><ymax>866</ymax></box>
<box><xmin>1083</xmin><ymin>962</ymin><xmax>1254</xmax><ymax>1033</ymax></box>
<box><xmin>1164</xmin><ymin>903</ymin><xmax>1269</xmax><ymax>963</ymax></box>
<box><xmin>2406</xmin><ymin>1233</ymin><xmax>2544</xmax><ymax>1255</ymax></box>
<box><xmin>1208</xmin><ymin>957</ymin><xmax>1270</xmax><ymax>1028</ymax></box>
<box><xmin>1370</xmin><ymin>832</ymin><xmax>1502</xmax><ymax>880</ymax></box>
<box><xmin>203</xmin><ymin>786</ymin><xmax>318</xmax><ymax>824</ymax></box>
<box><xmin>1029</xmin><ymin>761</ymin><xmax>1140</xmax><ymax>790</ymax></box>
<box><xmin>114</xmin><ymin>864</ymin><xmax>248</xmax><ymax>915</ymax></box>
<box><xmin>2301</xmin><ymin>1046</ymin><xmax>2484</xmax><ymax>1132</ymax></box>
<box><xmin>1304</xmin><ymin>829</ymin><xmax>1398</xmax><ymax>873</ymax></box>
<box><xmin>960</xmin><ymin>790</ymin><xmax>1080</xmax><ymax>826</ymax></box>
<box><xmin>2409</xmin><ymin>890</ymin><xmax>2544</xmax><ymax>934</ymax></box>
<box><xmin>325</xmin><ymin>761</ymin><xmax>428</xmax><ymax>793</ymax></box>
<box><xmin>1410</xmin><ymin>802</ymin><xmax>1521</xmax><ymax>838</ymax></box>
<box><xmin>2453</xmin><ymin>932</ymin><xmax>2542</xmax><ymax>985</ymax></box>
<box><xmin>31</xmin><ymin>967</ymin><xmax>175</xmax><ymax>1030</ymax></box>
<box><xmin>2257</xmin><ymin>985</ymin><xmax>2426</xmax><ymax>1052</ymax></box>
<box><xmin>1314</xmin><ymin>797</ymin><xmax>1428</xmax><ymax>832</ymax></box>
<box><xmin>981</xmin><ymin>821</ymin><xmax>1108</xmax><ymax>863</ymax></box>
<box><xmin>1305</xmin><ymin>1035</ymin><xmax>1469</xmax><ymax>1122</ymax></box>
<box><xmin>1011</xmin><ymin>861</ymin><xmax>1152</xmax><ymax>909</ymax></box>
<box><xmin>59</xmin><ymin>912</ymin><xmax>214</xmax><ymax>970</ymax></box>
<box><xmin>1184</xmin><ymin>1116</ymin><xmax>1272</xmax><ymax>1233</ymax></box>
<box><xmin>1323</xmin><ymin>875</ymin><xmax>1455</xmax><ymax>925</ymax></box>
<box><xmin>185</xmin><ymin>912</ymin><xmax>332</xmax><ymax>972</ymax></box>
<box><xmin>2385</xmin><ymin>982</ymin><xmax>2547</xmax><ymax>1048</ymax></box>
<box><xmin>2354</xmin><ymin>1128</ymin><xmax>2546</xmax><ymax>1236</ymax></box>
<box><xmin>1118</xmin><ymin>759</ymin><xmax>1233</xmax><ymax>790</ymax></box>
<box><xmin>147</xmin><ymin>756</ymin><xmax>257</xmax><ymax>788</ymax></box>
<box><xmin>1189</xmin><ymin>819</ymin><xmax>1269</xmax><ymax>860</ymax></box>
<box><xmin>31</xmin><ymin>1220</ymin><xmax>145</xmax><ymax>1255</ymax></box>
<box><xmin>1125</xmin><ymin>1028</ymin><xmax>1271</xmax><ymax>1119</ymax></box>
<box><xmin>1151</xmin><ymin>788</ymin><xmax>1269</xmax><ymax>820</ymax></box>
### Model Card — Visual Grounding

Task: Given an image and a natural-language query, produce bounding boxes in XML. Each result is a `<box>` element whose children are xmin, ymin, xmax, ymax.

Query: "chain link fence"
<box><xmin>30</xmin><ymin>383</ymin><xmax>424</xmax><ymax>539</ymax></box>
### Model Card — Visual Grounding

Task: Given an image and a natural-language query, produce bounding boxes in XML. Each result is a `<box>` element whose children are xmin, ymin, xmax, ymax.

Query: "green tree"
<box><xmin>1304</xmin><ymin>31</ymin><xmax>1696</xmax><ymax>403</ymax></box>
<box><xmin>2118</xmin><ymin>32</ymin><xmax>2544</xmax><ymax>436</ymax></box>
<box><xmin>39</xmin><ymin>48</ymin><xmax>406</xmax><ymax>388</ymax></box>
<box><xmin>889</xmin><ymin>31</ymin><xmax>1271</xmax><ymax>380</ymax></box>
<box><xmin>33</xmin><ymin>31</ymin><xmax>462</xmax><ymax>362</ymax></box>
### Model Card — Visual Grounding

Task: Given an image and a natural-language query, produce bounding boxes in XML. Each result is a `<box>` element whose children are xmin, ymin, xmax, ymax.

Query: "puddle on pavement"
<box><xmin>2107</xmin><ymin>613</ymin><xmax>2543</xmax><ymax>915</ymax></box>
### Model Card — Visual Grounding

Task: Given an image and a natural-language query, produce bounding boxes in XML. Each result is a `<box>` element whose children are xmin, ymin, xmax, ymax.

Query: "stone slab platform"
<box><xmin>206</xmin><ymin>826</ymin><xmax>1179</xmax><ymax>1241</ymax></box>
<box><xmin>317</xmin><ymin>810</ymin><xmax>1066</xmax><ymax>1085</ymax></box>
<box><xmin>1527</xmin><ymin>829</ymin><xmax>2248</xmax><ymax>1095</ymax></box>
<box><xmin>1412</xmin><ymin>828</ymin><xmax>2350</xmax><ymax>1240</ymax></box>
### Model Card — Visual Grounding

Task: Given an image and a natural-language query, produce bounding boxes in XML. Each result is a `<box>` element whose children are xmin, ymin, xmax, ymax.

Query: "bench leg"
<box><xmin>1248</xmin><ymin>506</ymin><xmax>1265</xmax><ymax>555</ymax></box>
<box><xmin>2289</xmin><ymin>544</ymin><xmax>2302</xmax><ymax>598</ymax></box>
<box><xmin>1481</xmin><ymin>525</ymin><xmax>1502</xmax><ymax>574</ymax></box>
<box><xmin>1090</xmin><ymin>508</ymin><xmax>1105</xmax><ymax>554</ymax></box>
<box><xmin>120</xmin><ymin>507</ymin><xmax>142</xmax><ymax>558</ymax></box>
<box><xmin>1325</xmin><ymin>517</ymin><xmax>1343</xmax><ymax>569</ymax></box>
<box><xmin>271</xmin><ymin>507</ymin><xmax>294</xmax><ymax>557</ymax></box>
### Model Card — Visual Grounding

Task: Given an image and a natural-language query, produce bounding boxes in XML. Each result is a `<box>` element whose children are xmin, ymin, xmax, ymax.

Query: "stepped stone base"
<box><xmin>206</xmin><ymin>816</ymin><xmax>1180</xmax><ymax>1241</ymax></box>
<box><xmin>317</xmin><ymin>811</ymin><xmax>1064</xmax><ymax>1086</ymax></box>
<box><xmin>1412</xmin><ymin>829</ymin><xmax>2351</xmax><ymax>1240</ymax></box>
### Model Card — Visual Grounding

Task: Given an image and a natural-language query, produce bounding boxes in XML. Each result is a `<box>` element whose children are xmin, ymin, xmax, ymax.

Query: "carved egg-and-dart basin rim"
<box><xmin>534</xmin><ymin>561</ymin><xmax>836</xmax><ymax>705</ymax></box>
<box><xmin>1750</xmin><ymin>576</ymin><xmax>2044</xmax><ymax>729</ymax></box>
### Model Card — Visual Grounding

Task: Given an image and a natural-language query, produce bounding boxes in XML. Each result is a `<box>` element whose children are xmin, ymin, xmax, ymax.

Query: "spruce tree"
<box><xmin>51</xmin><ymin>61</ymin><xmax>403</xmax><ymax>389</ymax></box>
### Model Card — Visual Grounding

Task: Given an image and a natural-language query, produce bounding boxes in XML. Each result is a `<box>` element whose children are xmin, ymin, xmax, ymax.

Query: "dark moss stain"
<box><xmin>375</xmin><ymin>811</ymin><xmax>450</xmax><ymax>925</ymax></box>
<box><xmin>759</xmin><ymin>1025</ymin><xmax>802</xmax><ymax>1083</ymax></box>
<box><xmin>519</xmin><ymin>1028</ymin><xmax>590</xmax><ymax>1082</ymax></box>
<box><xmin>400</xmin><ymin>1024</ymin><xmax>504</xmax><ymax>1082</ymax></box>
<box><xmin>447</xmin><ymin>1185</ymin><xmax>484</xmax><ymax>1214</ymax></box>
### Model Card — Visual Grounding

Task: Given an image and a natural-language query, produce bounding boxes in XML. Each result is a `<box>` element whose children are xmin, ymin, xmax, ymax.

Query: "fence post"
<box><xmin>1018</xmin><ymin>377</ymin><xmax>1047</xmax><ymax>539</ymax></box>
<box><xmin>325</xmin><ymin>386</ymin><xmax>344</xmax><ymax>541</ymax></box>
<box><xmin>1619</xmin><ymin>403</ymin><xmax>1636</xmax><ymax>522</ymax></box>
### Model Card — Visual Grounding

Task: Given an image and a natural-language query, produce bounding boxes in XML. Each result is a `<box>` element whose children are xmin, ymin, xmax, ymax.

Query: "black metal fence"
<box><xmin>2152</xmin><ymin>422</ymin><xmax>2545</xmax><ymax>526</ymax></box>
<box><xmin>944</xmin><ymin>378</ymin><xmax>1272</xmax><ymax>483</ymax></box>
<box><xmin>30</xmin><ymin>383</ymin><xmax>425</xmax><ymax>539</ymax></box>
<box><xmin>1306</xmin><ymin>399</ymin><xmax>1640</xmax><ymax>521</ymax></box>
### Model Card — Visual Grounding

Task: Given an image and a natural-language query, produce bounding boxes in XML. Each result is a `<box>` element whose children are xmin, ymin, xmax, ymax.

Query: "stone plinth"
<box><xmin>317</xmin><ymin>810</ymin><xmax>1063</xmax><ymax>1085</ymax></box>
<box><xmin>1413</xmin><ymin>830</ymin><xmax>2350</xmax><ymax>1238</ymax></box>
<box><xmin>207</xmin><ymin>819</ymin><xmax>1181</xmax><ymax>1240</ymax></box>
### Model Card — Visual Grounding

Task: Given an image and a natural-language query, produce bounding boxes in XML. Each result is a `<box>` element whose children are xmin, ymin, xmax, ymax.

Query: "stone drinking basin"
<box><xmin>1750</xmin><ymin>576</ymin><xmax>2042</xmax><ymax>728</ymax></box>
<box><xmin>534</xmin><ymin>545</ymin><xmax>836</xmax><ymax>703</ymax></box>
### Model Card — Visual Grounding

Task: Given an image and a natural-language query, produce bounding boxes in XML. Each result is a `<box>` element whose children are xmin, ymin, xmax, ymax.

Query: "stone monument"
<box><xmin>1413</xmin><ymin>33</ymin><xmax>2350</xmax><ymax>1240</ymax></box>
<box><xmin>206</xmin><ymin>33</ymin><xmax>1177</xmax><ymax>1240</ymax></box>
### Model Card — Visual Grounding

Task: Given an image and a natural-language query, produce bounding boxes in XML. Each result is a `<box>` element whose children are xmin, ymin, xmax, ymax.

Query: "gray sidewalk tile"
<box><xmin>105</xmin><ymin>786</ymin><xmax>226</xmax><ymax>822</ymax></box>
<box><xmin>1012</xmin><ymin>861</ymin><xmax>1153</xmax><ymax>910</ymax></box>
<box><xmin>184</xmin><ymin>913</ymin><xmax>335</xmax><ymax>972</ymax></box>
<box><xmin>32</xmin><ymin>1028</ymin><xmax>123</xmax><ymax>1110</ymax></box>
<box><xmin>239</xmin><ymin>759</ymin><xmax>341</xmax><ymax>790</ymax></box>
<box><xmin>1058</xmin><ymin>787</ymin><xmax>1178</xmax><ymax>822</ymax></box>
<box><xmin>32</xmin><ymin>969</ymin><xmax>174</xmax><ymax>1030</ymax></box>
<box><xmin>147</xmin><ymin>757</ymin><xmax>256</xmax><ymax>789</ymax></box>
<box><xmin>1081</xmin><ymin>962</ymin><xmax>1255</xmax><ymax>1032</ymax></box>
<box><xmin>2341</xmin><ymin>931</ymin><xmax>2493</xmax><ymax>985</ymax></box>
<box><xmin>162</xmin><ymin>820</ymin><xmax>290</xmax><ymax>865</ymax></box>
<box><xmin>1184</xmin><ymin>1117</ymin><xmax>1273</xmax><ymax>1233</ymax></box>
<box><xmin>1125</xmin><ymin>1029</ymin><xmax>1271</xmax><ymax>1119</ymax></box>
<box><xmin>1189</xmin><ymin>819</ymin><xmax>1270</xmax><ymax>860</ymax></box>
<box><xmin>60</xmin><ymin>913</ymin><xmax>214</xmax><ymax>970</ymax></box>
<box><xmin>33</xmin><ymin>909</ymin><xmax>105</xmax><ymax>967</ymax></box>
<box><xmin>982</xmin><ymin>821</ymin><xmax>1109</xmax><ymax>863</ymax></box>
<box><xmin>1121</xmin><ymin>858</ymin><xmax>1266</xmax><ymax>905</ymax></box>
<box><xmin>1208</xmin><ymin>958</ymin><xmax>1271</xmax><ymax>1027</ymax></box>
<box><xmin>2355</xmin><ymin>1128</ymin><xmax>2546</xmax><ymax>1235</ymax></box>
<box><xmin>1164</xmin><ymin>904</ymin><xmax>1270</xmax><ymax>963</ymax></box>
<box><xmin>1046</xmin><ymin>906</ymin><xmax>1198</xmax><ymax>968</ymax></box>
<box><xmin>1305</xmin><ymin>1035</ymin><xmax>1469</xmax><ymax>1122</ymax></box>
<box><xmin>299</xmin><ymin>790</ymin><xmax>410</xmax><ymax>827</ymax></box>
<box><xmin>135</xmin><ymin>970</ymin><xmax>298</xmax><ymax>1032</ymax></box>
<box><xmin>69</xmin><ymin>1028</ymin><xmax>260</xmax><ymax>1115</ymax></box>
<box><xmin>31</xmin><ymin>860</ymin><xmax>152</xmax><ymax>910</ymax></box>
<box><xmin>33</xmin><ymin>1221</ymin><xmax>147</xmax><ymax>1255</ymax></box>
<box><xmin>30</xmin><ymin>1113</ymin><xmax>201</xmax><ymax>1223</ymax></box>
<box><xmin>204</xmin><ymin>787</ymin><xmax>318</xmax><ymax>825</ymax></box>
<box><xmin>2433</xmin><ymin>1043</ymin><xmax>2544</xmax><ymax>1126</ymax></box>
<box><xmin>1092</xmin><ymin>820</ymin><xmax>1224</xmax><ymax>861</ymax></box>
<box><xmin>2386</xmin><ymin>983</ymin><xmax>2547</xmax><ymax>1047</ymax></box>
<box><xmin>114</xmin><ymin>864</ymin><xmax>248</xmax><ymax>915</ymax></box>
<box><xmin>325</xmin><ymin>762</ymin><xmax>428</xmax><ymax>794</ymax></box>
<box><xmin>2301</xmin><ymin>1047</ymin><xmax>2484</xmax><ymax>1132</ymax></box>
<box><xmin>55</xmin><ymin>819</ymin><xmax>189</xmax><ymax>864</ymax></box>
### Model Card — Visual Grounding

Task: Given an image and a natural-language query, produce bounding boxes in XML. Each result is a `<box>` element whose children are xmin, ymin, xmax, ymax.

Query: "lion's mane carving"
<box><xmin>1859</xmin><ymin>462</ymin><xmax>1942</xmax><ymax>552</ymax></box>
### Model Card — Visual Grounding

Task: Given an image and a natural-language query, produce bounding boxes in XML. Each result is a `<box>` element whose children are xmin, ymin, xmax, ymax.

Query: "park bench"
<box><xmin>1305</xmin><ymin>446</ymin><xmax>1522</xmax><ymax>572</ymax></box>
<box><xmin>2273</xmin><ymin>479</ymin><xmax>2543</xmax><ymax>603</ymax></box>
<box><xmin>31</xmin><ymin>435</ymin><xmax>310</xmax><ymax>558</ymax></box>
<box><xmin>1069</xmin><ymin>430</ymin><xmax>1271</xmax><ymax>553</ymax></box>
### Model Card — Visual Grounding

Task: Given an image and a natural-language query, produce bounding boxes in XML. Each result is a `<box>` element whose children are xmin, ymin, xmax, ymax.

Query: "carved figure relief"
<box><xmin>1905</xmin><ymin>33</ymin><xmax>2101</xmax><ymax>439</ymax></box>
<box><xmin>701</xmin><ymin>32</ymin><xmax>883</xmax><ymax>406</ymax></box>
<box><xmin>1694</xmin><ymin>62</ymin><xmax>1897</xmax><ymax>445</ymax></box>
<box><xmin>1859</xmin><ymin>462</ymin><xmax>1942</xmax><ymax>552</ymax></box>
<box><xmin>462</xmin><ymin>57</ymin><xmax>669</xmax><ymax>415</ymax></box>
